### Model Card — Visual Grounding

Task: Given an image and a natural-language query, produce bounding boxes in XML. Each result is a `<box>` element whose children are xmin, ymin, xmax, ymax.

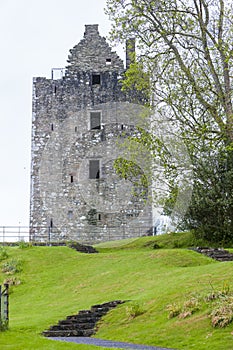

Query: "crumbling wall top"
<box><xmin>66</xmin><ymin>24</ymin><xmax>124</xmax><ymax>75</ymax></box>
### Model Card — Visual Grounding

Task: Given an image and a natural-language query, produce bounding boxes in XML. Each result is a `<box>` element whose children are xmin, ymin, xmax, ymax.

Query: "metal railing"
<box><xmin>0</xmin><ymin>225</ymin><xmax>154</xmax><ymax>244</ymax></box>
<box><xmin>0</xmin><ymin>226</ymin><xmax>30</xmax><ymax>243</ymax></box>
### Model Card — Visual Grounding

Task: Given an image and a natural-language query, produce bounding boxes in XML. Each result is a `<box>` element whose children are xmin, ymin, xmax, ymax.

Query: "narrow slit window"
<box><xmin>68</xmin><ymin>210</ymin><xmax>73</xmax><ymax>219</ymax></box>
<box><xmin>70</xmin><ymin>175</ymin><xmax>74</xmax><ymax>183</ymax></box>
<box><xmin>51</xmin><ymin>123</ymin><xmax>54</xmax><ymax>131</ymax></box>
<box><xmin>90</xmin><ymin>112</ymin><xmax>101</xmax><ymax>130</ymax></box>
<box><xmin>89</xmin><ymin>160</ymin><xmax>100</xmax><ymax>179</ymax></box>
<box><xmin>75</xmin><ymin>126</ymin><xmax>77</xmax><ymax>132</ymax></box>
<box><xmin>106</xmin><ymin>58</ymin><xmax>112</xmax><ymax>65</ymax></box>
<box><xmin>98</xmin><ymin>214</ymin><xmax>101</xmax><ymax>221</ymax></box>
<box><xmin>92</xmin><ymin>74</ymin><xmax>101</xmax><ymax>85</ymax></box>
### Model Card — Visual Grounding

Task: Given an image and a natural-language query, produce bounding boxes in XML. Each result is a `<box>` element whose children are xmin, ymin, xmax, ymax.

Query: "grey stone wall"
<box><xmin>30</xmin><ymin>24</ymin><xmax>152</xmax><ymax>243</ymax></box>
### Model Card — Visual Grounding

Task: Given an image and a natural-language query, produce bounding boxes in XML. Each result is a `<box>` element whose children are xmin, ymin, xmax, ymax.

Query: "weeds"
<box><xmin>18</xmin><ymin>241</ymin><xmax>32</xmax><ymax>249</ymax></box>
<box><xmin>3</xmin><ymin>276</ymin><xmax>21</xmax><ymax>286</ymax></box>
<box><xmin>167</xmin><ymin>282</ymin><xmax>233</xmax><ymax>328</ymax></box>
<box><xmin>0</xmin><ymin>320</ymin><xmax>8</xmax><ymax>332</ymax></box>
<box><xmin>210</xmin><ymin>301</ymin><xmax>233</xmax><ymax>328</ymax></box>
<box><xmin>1</xmin><ymin>259</ymin><xmax>22</xmax><ymax>274</ymax></box>
<box><xmin>167</xmin><ymin>297</ymin><xmax>200</xmax><ymax>320</ymax></box>
<box><xmin>0</xmin><ymin>246</ymin><xmax>8</xmax><ymax>261</ymax></box>
<box><xmin>166</xmin><ymin>302</ymin><xmax>182</xmax><ymax>319</ymax></box>
<box><xmin>126</xmin><ymin>302</ymin><xmax>145</xmax><ymax>319</ymax></box>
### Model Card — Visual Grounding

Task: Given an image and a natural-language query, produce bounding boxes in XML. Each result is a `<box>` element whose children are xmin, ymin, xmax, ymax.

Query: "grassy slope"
<box><xmin>0</xmin><ymin>235</ymin><xmax>233</xmax><ymax>349</ymax></box>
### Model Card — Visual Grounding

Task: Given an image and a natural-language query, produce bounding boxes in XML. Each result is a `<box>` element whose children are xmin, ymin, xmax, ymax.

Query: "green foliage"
<box><xmin>114</xmin><ymin>157</ymin><xmax>148</xmax><ymax>198</ymax></box>
<box><xmin>210</xmin><ymin>303</ymin><xmax>233</xmax><ymax>328</ymax></box>
<box><xmin>1</xmin><ymin>258</ymin><xmax>22</xmax><ymax>274</ymax></box>
<box><xmin>183</xmin><ymin>148</ymin><xmax>233</xmax><ymax>244</ymax></box>
<box><xmin>106</xmin><ymin>0</ymin><xmax>233</xmax><ymax>244</ymax></box>
<box><xmin>126</xmin><ymin>302</ymin><xmax>145</xmax><ymax>319</ymax></box>
<box><xmin>166</xmin><ymin>302</ymin><xmax>182</xmax><ymax>319</ymax></box>
<box><xmin>18</xmin><ymin>241</ymin><xmax>32</xmax><ymax>249</ymax></box>
<box><xmin>121</xmin><ymin>61</ymin><xmax>150</xmax><ymax>103</ymax></box>
<box><xmin>167</xmin><ymin>283</ymin><xmax>233</xmax><ymax>328</ymax></box>
<box><xmin>0</xmin><ymin>246</ymin><xmax>8</xmax><ymax>261</ymax></box>
<box><xmin>3</xmin><ymin>276</ymin><xmax>21</xmax><ymax>287</ymax></box>
<box><xmin>167</xmin><ymin>297</ymin><xmax>200</xmax><ymax>319</ymax></box>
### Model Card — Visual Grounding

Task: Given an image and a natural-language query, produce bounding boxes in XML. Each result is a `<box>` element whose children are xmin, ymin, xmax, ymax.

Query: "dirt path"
<box><xmin>50</xmin><ymin>336</ymin><xmax>176</xmax><ymax>349</ymax></box>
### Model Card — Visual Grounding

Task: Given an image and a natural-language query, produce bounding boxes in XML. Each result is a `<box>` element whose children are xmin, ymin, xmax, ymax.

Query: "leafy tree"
<box><xmin>106</xmin><ymin>0</ymin><xmax>233</xmax><ymax>242</ymax></box>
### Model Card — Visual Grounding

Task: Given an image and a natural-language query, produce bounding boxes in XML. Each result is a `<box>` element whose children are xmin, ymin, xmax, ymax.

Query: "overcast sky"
<box><xmin>0</xmin><ymin>0</ymin><xmax>124</xmax><ymax>226</ymax></box>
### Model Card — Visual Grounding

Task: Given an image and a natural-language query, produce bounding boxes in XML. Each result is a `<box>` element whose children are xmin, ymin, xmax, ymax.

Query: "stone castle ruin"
<box><xmin>30</xmin><ymin>24</ymin><xmax>152</xmax><ymax>243</ymax></box>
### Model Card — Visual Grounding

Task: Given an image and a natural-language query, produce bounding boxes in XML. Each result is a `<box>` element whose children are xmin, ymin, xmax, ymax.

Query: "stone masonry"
<box><xmin>30</xmin><ymin>24</ymin><xmax>152</xmax><ymax>243</ymax></box>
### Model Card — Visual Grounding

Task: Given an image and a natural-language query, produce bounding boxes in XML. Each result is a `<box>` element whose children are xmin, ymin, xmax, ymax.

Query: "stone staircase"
<box><xmin>192</xmin><ymin>247</ymin><xmax>233</xmax><ymax>261</ymax></box>
<box><xmin>43</xmin><ymin>300</ymin><xmax>124</xmax><ymax>337</ymax></box>
<box><xmin>68</xmin><ymin>242</ymin><xmax>98</xmax><ymax>254</ymax></box>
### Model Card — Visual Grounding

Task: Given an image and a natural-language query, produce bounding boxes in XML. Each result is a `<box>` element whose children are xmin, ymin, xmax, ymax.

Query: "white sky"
<box><xmin>0</xmin><ymin>0</ymin><xmax>124</xmax><ymax>226</ymax></box>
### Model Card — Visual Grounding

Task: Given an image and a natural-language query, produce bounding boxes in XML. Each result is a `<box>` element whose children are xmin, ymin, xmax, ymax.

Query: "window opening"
<box><xmin>90</xmin><ymin>112</ymin><xmax>101</xmax><ymax>130</ymax></box>
<box><xmin>75</xmin><ymin>126</ymin><xmax>77</xmax><ymax>132</ymax></box>
<box><xmin>106</xmin><ymin>58</ymin><xmax>112</xmax><ymax>65</ymax></box>
<box><xmin>68</xmin><ymin>210</ymin><xmax>73</xmax><ymax>219</ymax></box>
<box><xmin>89</xmin><ymin>160</ymin><xmax>100</xmax><ymax>179</ymax></box>
<box><xmin>70</xmin><ymin>175</ymin><xmax>74</xmax><ymax>183</ymax></box>
<box><xmin>92</xmin><ymin>74</ymin><xmax>101</xmax><ymax>85</ymax></box>
<box><xmin>54</xmin><ymin>86</ymin><xmax>57</xmax><ymax>94</ymax></box>
<box><xmin>51</xmin><ymin>123</ymin><xmax>54</xmax><ymax>131</ymax></box>
<box><xmin>98</xmin><ymin>214</ymin><xmax>101</xmax><ymax>221</ymax></box>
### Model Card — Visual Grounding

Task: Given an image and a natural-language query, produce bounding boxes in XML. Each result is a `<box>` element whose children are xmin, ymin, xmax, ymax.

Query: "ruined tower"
<box><xmin>30</xmin><ymin>24</ymin><xmax>152</xmax><ymax>242</ymax></box>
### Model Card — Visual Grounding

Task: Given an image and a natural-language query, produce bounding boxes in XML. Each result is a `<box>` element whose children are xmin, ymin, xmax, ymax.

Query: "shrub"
<box><xmin>167</xmin><ymin>297</ymin><xmax>200</xmax><ymax>319</ymax></box>
<box><xmin>167</xmin><ymin>284</ymin><xmax>233</xmax><ymax>328</ymax></box>
<box><xmin>210</xmin><ymin>302</ymin><xmax>233</xmax><ymax>328</ymax></box>
<box><xmin>166</xmin><ymin>302</ymin><xmax>182</xmax><ymax>319</ymax></box>
<box><xmin>18</xmin><ymin>241</ymin><xmax>32</xmax><ymax>249</ymax></box>
<box><xmin>1</xmin><ymin>259</ymin><xmax>22</xmax><ymax>274</ymax></box>
<box><xmin>0</xmin><ymin>246</ymin><xmax>8</xmax><ymax>261</ymax></box>
<box><xmin>126</xmin><ymin>302</ymin><xmax>145</xmax><ymax>319</ymax></box>
<box><xmin>4</xmin><ymin>276</ymin><xmax>21</xmax><ymax>286</ymax></box>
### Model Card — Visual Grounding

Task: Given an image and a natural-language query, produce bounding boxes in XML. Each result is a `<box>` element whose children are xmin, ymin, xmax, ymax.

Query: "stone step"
<box><xmin>50</xmin><ymin>322</ymin><xmax>95</xmax><ymax>331</ymax></box>
<box><xmin>43</xmin><ymin>329</ymin><xmax>94</xmax><ymax>337</ymax></box>
<box><xmin>192</xmin><ymin>247</ymin><xmax>233</xmax><ymax>261</ymax></box>
<box><xmin>43</xmin><ymin>300</ymin><xmax>125</xmax><ymax>338</ymax></box>
<box><xmin>66</xmin><ymin>315</ymin><xmax>99</xmax><ymax>323</ymax></box>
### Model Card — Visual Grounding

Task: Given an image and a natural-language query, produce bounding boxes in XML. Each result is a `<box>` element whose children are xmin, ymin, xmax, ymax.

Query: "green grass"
<box><xmin>0</xmin><ymin>235</ymin><xmax>233</xmax><ymax>349</ymax></box>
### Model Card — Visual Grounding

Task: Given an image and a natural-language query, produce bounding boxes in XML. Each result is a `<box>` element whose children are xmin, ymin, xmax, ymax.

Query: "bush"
<box><xmin>167</xmin><ymin>297</ymin><xmax>200</xmax><ymax>319</ymax></box>
<box><xmin>166</xmin><ymin>302</ymin><xmax>182</xmax><ymax>319</ymax></box>
<box><xmin>0</xmin><ymin>246</ymin><xmax>8</xmax><ymax>261</ymax></box>
<box><xmin>18</xmin><ymin>241</ymin><xmax>32</xmax><ymax>249</ymax></box>
<box><xmin>167</xmin><ymin>284</ymin><xmax>233</xmax><ymax>328</ymax></box>
<box><xmin>1</xmin><ymin>259</ymin><xmax>22</xmax><ymax>274</ymax></box>
<box><xmin>210</xmin><ymin>302</ymin><xmax>233</xmax><ymax>328</ymax></box>
<box><xmin>126</xmin><ymin>302</ymin><xmax>145</xmax><ymax>319</ymax></box>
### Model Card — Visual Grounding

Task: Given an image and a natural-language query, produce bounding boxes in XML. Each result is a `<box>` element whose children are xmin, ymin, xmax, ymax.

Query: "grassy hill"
<box><xmin>0</xmin><ymin>233</ymin><xmax>233</xmax><ymax>349</ymax></box>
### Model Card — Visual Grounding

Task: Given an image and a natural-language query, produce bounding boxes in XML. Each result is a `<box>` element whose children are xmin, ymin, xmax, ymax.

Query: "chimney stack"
<box><xmin>84</xmin><ymin>24</ymin><xmax>99</xmax><ymax>37</ymax></box>
<box><xmin>126</xmin><ymin>38</ymin><xmax>136</xmax><ymax>69</ymax></box>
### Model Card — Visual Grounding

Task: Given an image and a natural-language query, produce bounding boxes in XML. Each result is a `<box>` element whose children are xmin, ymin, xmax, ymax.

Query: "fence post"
<box><xmin>2</xmin><ymin>227</ymin><xmax>5</xmax><ymax>245</ymax></box>
<box><xmin>0</xmin><ymin>285</ymin><xmax>1</xmax><ymax>324</ymax></box>
<box><xmin>3</xmin><ymin>284</ymin><xmax>9</xmax><ymax>325</ymax></box>
<box><xmin>0</xmin><ymin>283</ymin><xmax>9</xmax><ymax>330</ymax></box>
